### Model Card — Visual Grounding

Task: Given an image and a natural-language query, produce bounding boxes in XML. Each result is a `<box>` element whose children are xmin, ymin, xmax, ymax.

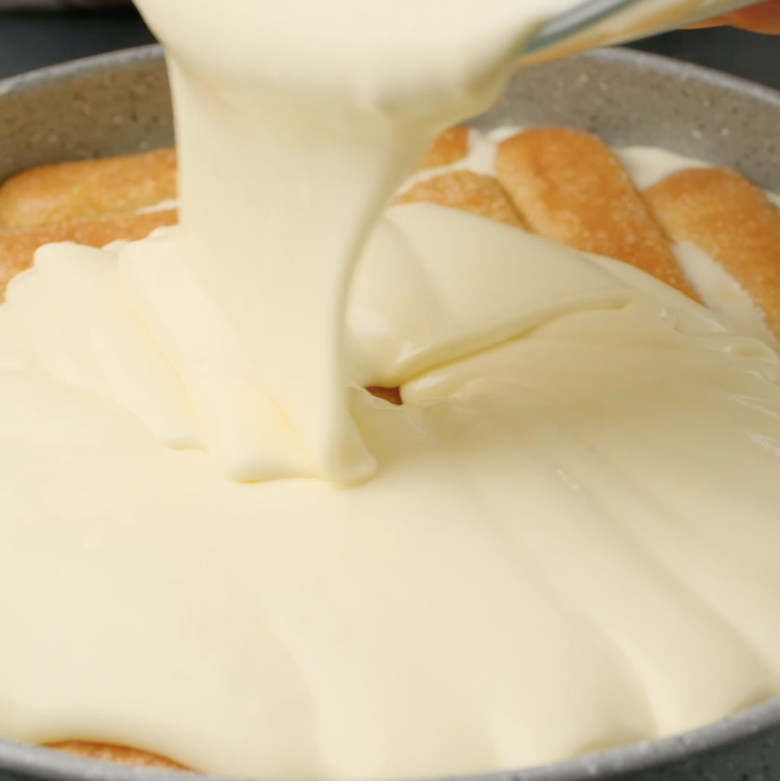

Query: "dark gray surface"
<box><xmin>632</xmin><ymin>27</ymin><xmax>780</xmax><ymax>88</ymax></box>
<box><xmin>0</xmin><ymin>8</ymin><xmax>154</xmax><ymax>78</ymax></box>
<box><xmin>0</xmin><ymin>8</ymin><xmax>777</xmax><ymax>90</ymax></box>
<box><xmin>1</xmin><ymin>43</ymin><xmax>780</xmax><ymax>781</ymax></box>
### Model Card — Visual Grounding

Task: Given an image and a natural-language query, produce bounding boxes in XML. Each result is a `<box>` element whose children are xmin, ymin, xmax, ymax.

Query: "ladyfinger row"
<box><xmin>1</xmin><ymin>126</ymin><xmax>780</xmax><ymax>341</ymax></box>
<box><xmin>399</xmin><ymin>126</ymin><xmax>780</xmax><ymax>337</ymax></box>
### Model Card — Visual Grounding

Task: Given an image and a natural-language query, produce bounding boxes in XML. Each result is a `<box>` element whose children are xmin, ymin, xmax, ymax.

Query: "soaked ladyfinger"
<box><xmin>645</xmin><ymin>167</ymin><xmax>780</xmax><ymax>336</ymax></box>
<box><xmin>0</xmin><ymin>148</ymin><xmax>177</xmax><ymax>231</ymax></box>
<box><xmin>496</xmin><ymin>127</ymin><xmax>699</xmax><ymax>299</ymax></box>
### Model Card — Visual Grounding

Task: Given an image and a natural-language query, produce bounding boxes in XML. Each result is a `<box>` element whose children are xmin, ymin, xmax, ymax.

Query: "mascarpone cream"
<box><xmin>3</xmin><ymin>206</ymin><xmax>780</xmax><ymax>779</ymax></box>
<box><xmin>0</xmin><ymin>0</ymin><xmax>778</xmax><ymax>778</ymax></box>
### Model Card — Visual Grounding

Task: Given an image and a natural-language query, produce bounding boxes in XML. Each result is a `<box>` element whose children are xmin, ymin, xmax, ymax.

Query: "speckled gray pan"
<box><xmin>0</xmin><ymin>43</ymin><xmax>779</xmax><ymax>781</ymax></box>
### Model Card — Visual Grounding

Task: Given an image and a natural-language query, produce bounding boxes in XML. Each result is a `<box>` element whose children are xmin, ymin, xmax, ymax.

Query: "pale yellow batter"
<box><xmin>0</xmin><ymin>0</ymin><xmax>778</xmax><ymax>778</ymax></box>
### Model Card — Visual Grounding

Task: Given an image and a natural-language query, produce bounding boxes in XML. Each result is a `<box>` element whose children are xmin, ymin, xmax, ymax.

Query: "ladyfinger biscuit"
<box><xmin>0</xmin><ymin>209</ymin><xmax>177</xmax><ymax>295</ymax></box>
<box><xmin>0</xmin><ymin>148</ymin><xmax>177</xmax><ymax>231</ymax></box>
<box><xmin>645</xmin><ymin>168</ymin><xmax>780</xmax><ymax>336</ymax></box>
<box><xmin>367</xmin><ymin>386</ymin><xmax>403</xmax><ymax>406</ymax></box>
<box><xmin>48</xmin><ymin>741</ymin><xmax>190</xmax><ymax>771</ymax></box>
<box><xmin>496</xmin><ymin>128</ymin><xmax>699</xmax><ymax>299</ymax></box>
<box><xmin>396</xmin><ymin>171</ymin><xmax>526</xmax><ymax>228</ymax></box>
<box><xmin>418</xmin><ymin>126</ymin><xmax>470</xmax><ymax>170</ymax></box>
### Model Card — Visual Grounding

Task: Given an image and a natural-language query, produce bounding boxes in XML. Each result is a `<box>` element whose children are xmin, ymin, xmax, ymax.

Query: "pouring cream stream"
<box><xmin>1</xmin><ymin>0</ymin><xmax>780</xmax><ymax>778</ymax></box>
<box><xmin>124</xmin><ymin>0</ymin><xmax>573</xmax><ymax>483</ymax></box>
<box><xmin>124</xmin><ymin>0</ymin><xmax>736</xmax><ymax>483</ymax></box>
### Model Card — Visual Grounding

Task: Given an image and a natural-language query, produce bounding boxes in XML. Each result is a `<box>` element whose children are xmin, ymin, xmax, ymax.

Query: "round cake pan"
<box><xmin>0</xmin><ymin>43</ymin><xmax>779</xmax><ymax>781</ymax></box>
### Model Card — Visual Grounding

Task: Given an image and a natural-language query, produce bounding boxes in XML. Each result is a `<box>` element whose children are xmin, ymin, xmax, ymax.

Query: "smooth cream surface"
<box><xmin>4</xmin><ymin>207</ymin><xmax>780</xmax><ymax>779</ymax></box>
<box><xmin>1</xmin><ymin>0</ymin><xmax>780</xmax><ymax>778</ymax></box>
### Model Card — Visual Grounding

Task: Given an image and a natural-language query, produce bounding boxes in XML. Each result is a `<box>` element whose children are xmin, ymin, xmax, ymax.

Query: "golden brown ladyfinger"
<box><xmin>0</xmin><ymin>209</ymin><xmax>177</xmax><ymax>295</ymax></box>
<box><xmin>396</xmin><ymin>171</ymin><xmax>526</xmax><ymax>228</ymax></box>
<box><xmin>495</xmin><ymin>127</ymin><xmax>699</xmax><ymax>299</ymax></box>
<box><xmin>48</xmin><ymin>742</ymin><xmax>189</xmax><ymax>771</ymax></box>
<box><xmin>367</xmin><ymin>386</ymin><xmax>403</xmax><ymax>405</ymax></box>
<box><xmin>645</xmin><ymin>167</ymin><xmax>780</xmax><ymax>336</ymax></box>
<box><xmin>0</xmin><ymin>148</ymin><xmax>177</xmax><ymax>231</ymax></box>
<box><xmin>418</xmin><ymin>126</ymin><xmax>470</xmax><ymax>170</ymax></box>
